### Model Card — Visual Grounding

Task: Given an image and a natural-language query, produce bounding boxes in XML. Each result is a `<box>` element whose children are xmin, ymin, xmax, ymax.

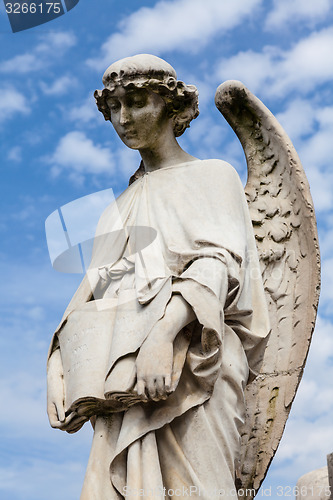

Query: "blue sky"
<box><xmin>1</xmin><ymin>0</ymin><xmax>333</xmax><ymax>498</ymax></box>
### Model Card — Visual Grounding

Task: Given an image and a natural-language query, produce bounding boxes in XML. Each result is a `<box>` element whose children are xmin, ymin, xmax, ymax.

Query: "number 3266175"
<box><xmin>5</xmin><ymin>3</ymin><xmax>62</xmax><ymax>14</ymax></box>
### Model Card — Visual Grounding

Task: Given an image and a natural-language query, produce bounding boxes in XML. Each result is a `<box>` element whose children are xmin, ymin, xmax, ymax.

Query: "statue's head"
<box><xmin>94</xmin><ymin>54</ymin><xmax>199</xmax><ymax>137</ymax></box>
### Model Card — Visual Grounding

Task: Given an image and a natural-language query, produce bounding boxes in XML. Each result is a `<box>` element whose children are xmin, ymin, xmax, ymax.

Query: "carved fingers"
<box><xmin>47</xmin><ymin>348</ymin><xmax>66</xmax><ymax>428</ymax></box>
<box><xmin>47</xmin><ymin>348</ymin><xmax>88</xmax><ymax>433</ymax></box>
<box><xmin>135</xmin><ymin>339</ymin><xmax>174</xmax><ymax>401</ymax></box>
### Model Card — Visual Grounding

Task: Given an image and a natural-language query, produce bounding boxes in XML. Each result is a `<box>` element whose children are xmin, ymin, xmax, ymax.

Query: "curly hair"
<box><xmin>94</xmin><ymin>54</ymin><xmax>199</xmax><ymax>137</ymax></box>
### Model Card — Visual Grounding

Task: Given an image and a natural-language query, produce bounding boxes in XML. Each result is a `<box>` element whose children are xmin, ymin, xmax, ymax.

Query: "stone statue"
<box><xmin>296</xmin><ymin>467</ymin><xmax>330</xmax><ymax>500</ymax></box>
<box><xmin>47</xmin><ymin>54</ymin><xmax>320</xmax><ymax>499</ymax></box>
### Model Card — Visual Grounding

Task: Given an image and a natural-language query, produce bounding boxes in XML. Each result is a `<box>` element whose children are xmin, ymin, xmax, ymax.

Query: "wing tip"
<box><xmin>215</xmin><ymin>80</ymin><xmax>248</xmax><ymax>108</ymax></box>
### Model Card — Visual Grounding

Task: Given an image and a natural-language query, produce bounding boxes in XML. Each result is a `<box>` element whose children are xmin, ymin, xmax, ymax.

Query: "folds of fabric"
<box><xmin>48</xmin><ymin>159</ymin><xmax>270</xmax><ymax>499</ymax></box>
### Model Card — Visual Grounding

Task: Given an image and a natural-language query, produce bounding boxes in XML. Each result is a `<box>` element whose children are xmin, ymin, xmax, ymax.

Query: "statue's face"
<box><xmin>106</xmin><ymin>86</ymin><xmax>170</xmax><ymax>150</ymax></box>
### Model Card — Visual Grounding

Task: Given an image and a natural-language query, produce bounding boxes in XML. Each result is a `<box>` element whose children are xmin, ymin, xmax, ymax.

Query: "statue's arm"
<box><xmin>47</xmin><ymin>347</ymin><xmax>88</xmax><ymax>433</ymax></box>
<box><xmin>135</xmin><ymin>257</ymin><xmax>230</xmax><ymax>401</ymax></box>
<box><xmin>47</xmin><ymin>347</ymin><xmax>66</xmax><ymax>427</ymax></box>
<box><xmin>135</xmin><ymin>294</ymin><xmax>195</xmax><ymax>401</ymax></box>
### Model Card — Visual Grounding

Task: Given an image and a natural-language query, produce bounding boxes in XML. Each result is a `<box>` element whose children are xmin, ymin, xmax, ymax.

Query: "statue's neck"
<box><xmin>140</xmin><ymin>135</ymin><xmax>197</xmax><ymax>172</ymax></box>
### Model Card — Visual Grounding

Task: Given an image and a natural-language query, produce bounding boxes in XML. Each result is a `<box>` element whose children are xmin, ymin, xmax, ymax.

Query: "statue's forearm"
<box><xmin>146</xmin><ymin>294</ymin><xmax>195</xmax><ymax>345</ymax></box>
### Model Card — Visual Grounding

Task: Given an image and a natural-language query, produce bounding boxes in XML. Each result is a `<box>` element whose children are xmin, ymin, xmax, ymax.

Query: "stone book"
<box><xmin>58</xmin><ymin>299</ymin><xmax>144</xmax><ymax>418</ymax></box>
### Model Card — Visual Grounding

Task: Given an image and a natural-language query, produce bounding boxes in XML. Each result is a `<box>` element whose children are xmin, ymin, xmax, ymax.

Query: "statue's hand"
<box><xmin>136</xmin><ymin>336</ymin><xmax>173</xmax><ymax>401</ymax></box>
<box><xmin>47</xmin><ymin>348</ymin><xmax>66</xmax><ymax>428</ymax></box>
<box><xmin>47</xmin><ymin>348</ymin><xmax>88</xmax><ymax>433</ymax></box>
<box><xmin>134</xmin><ymin>294</ymin><xmax>195</xmax><ymax>402</ymax></box>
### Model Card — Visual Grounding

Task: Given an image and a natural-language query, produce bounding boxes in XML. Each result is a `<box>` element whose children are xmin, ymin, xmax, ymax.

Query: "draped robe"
<box><xmin>48</xmin><ymin>159</ymin><xmax>270</xmax><ymax>499</ymax></box>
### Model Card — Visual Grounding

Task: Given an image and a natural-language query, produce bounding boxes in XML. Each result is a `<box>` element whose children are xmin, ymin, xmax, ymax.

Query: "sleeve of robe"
<box><xmin>131</xmin><ymin>159</ymin><xmax>270</xmax><ymax>382</ymax></box>
<box><xmin>101</xmin><ymin>161</ymin><xmax>270</xmax><ymax>461</ymax></box>
<box><xmin>47</xmin><ymin>159</ymin><xmax>270</xmax><ymax>412</ymax></box>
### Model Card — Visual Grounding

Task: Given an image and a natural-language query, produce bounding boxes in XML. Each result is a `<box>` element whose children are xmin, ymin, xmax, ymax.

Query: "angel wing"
<box><xmin>215</xmin><ymin>81</ymin><xmax>320</xmax><ymax>496</ymax></box>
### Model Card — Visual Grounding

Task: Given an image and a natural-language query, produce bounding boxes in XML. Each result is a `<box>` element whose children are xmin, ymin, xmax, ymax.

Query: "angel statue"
<box><xmin>46</xmin><ymin>54</ymin><xmax>320</xmax><ymax>499</ymax></box>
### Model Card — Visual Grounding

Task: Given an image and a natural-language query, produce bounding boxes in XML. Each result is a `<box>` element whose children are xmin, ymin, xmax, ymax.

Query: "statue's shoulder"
<box><xmin>191</xmin><ymin>158</ymin><xmax>243</xmax><ymax>187</ymax></box>
<box><xmin>193</xmin><ymin>158</ymin><xmax>239</xmax><ymax>174</ymax></box>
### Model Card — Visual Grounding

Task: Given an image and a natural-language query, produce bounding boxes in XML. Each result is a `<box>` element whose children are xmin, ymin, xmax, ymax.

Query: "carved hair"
<box><xmin>94</xmin><ymin>54</ymin><xmax>199</xmax><ymax>137</ymax></box>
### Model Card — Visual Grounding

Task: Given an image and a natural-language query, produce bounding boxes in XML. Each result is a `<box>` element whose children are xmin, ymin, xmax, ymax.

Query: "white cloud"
<box><xmin>87</xmin><ymin>0</ymin><xmax>263</xmax><ymax>70</ymax></box>
<box><xmin>0</xmin><ymin>372</ymin><xmax>47</xmax><ymax>431</ymax></box>
<box><xmin>320</xmin><ymin>257</ymin><xmax>333</xmax><ymax>307</ymax></box>
<box><xmin>49</xmin><ymin>131</ymin><xmax>114</xmax><ymax>180</ymax></box>
<box><xmin>40</xmin><ymin>75</ymin><xmax>76</xmax><ymax>96</ymax></box>
<box><xmin>0</xmin><ymin>31</ymin><xmax>76</xmax><ymax>74</ymax></box>
<box><xmin>216</xmin><ymin>27</ymin><xmax>333</xmax><ymax>97</ymax></box>
<box><xmin>290</xmin><ymin>105</ymin><xmax>333</xmax><ymax>213</ymax></box>
<box><xmin>35</xmin><ymin>31</ymin><xmax>77</xmax><ymax>53</ymax></box>
<box><xmin>266</xmin><ymin>0</ymin><xmax>332</xmax><ymax>30</ymax></box>
<box><xmin>7</xmin><ymin>146</ymin><xmax>22</xmax><ymax>162</ymax></box>
<box><xmin>48</xmin><ymin>129</ymin><xmax>142</xmax><ymax>183</ymax></box>
<box><xmin>268</xmin><ymin>99</ymin><xmax>333</xmax><ymax>214</ymax></box>
<box><xmin>0</xmin><ymin>257</ymin><xmax>82</xmax><ymax>330</ymax></box>
<box><xmin>67</xmin><ymin>95</ymin><xmax>100</xmax><ymax>124</ymax></box>
<box><xmin>301</xmin><ymin>121</ymin><xmax>333</xmax><ymax>169</ymax></box>
<box><xmin>116</xmin><ymin>145</ymin><xmax>140</xmax><ymax>178</ymax></box>
<box><xmin>180</xmin><ymin>114</ymin><xmax>241</xmax><ymax>169</ymax></box>
<box><xmin>216</xmin><ymin>49</ymin><xmax>275</xmax><ymax>95</ymax></box>
<box><xmin>294</xmin><ymin>316</ymin><xmax>333</xmax><ymax>400</ymax></box>
<box><xmin>0</xmin><ymin>86</ymin><xmax>30</xmax><ymax>122</ymax></box>
<box><xmin>276</xmin><ymin>99</ymin><xmax>317</xmax><ymax>142</ymax></box>
<box><xmin>270</xmin><ymin>415</ymin><xmax>333</xmax><ymax>483</ymax></box>
<box><xmin>0</xmin><ymin>52</ymin><xmax>44</xmax><ymax>73</ymax></box>
<box><xmin>28</xmin><ymin>306</ymin><xmax>45</xmax><ymax>320</ymax></box>
<box><xmin>12</xmin><ymin>202</ymin><xmax>37</xmax><ymax>222</ymax></box>
<box><xmin>306</xmin><ymin>165</ymin><xmax>333</xmax><ymax>213</ymax></box>
<box><xmin>320</xmin><ymin>219</ymin><xmax>333</xmax><ymax>251</ymax></box>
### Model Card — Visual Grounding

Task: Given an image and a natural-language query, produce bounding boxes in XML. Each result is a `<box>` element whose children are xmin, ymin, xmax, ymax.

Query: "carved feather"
<box><xmin>215</xmin><ymin>81</ymin><xmax>320</xmax><ymax>497</ymax></box>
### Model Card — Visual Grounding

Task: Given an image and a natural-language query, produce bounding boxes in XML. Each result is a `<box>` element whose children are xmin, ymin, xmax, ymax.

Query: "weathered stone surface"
<box><xmin>327</xmin><ymin>453</ymin><xmax>333</xmax><ymax>500</ymax></box>
<box><xmin>216</xmin><ymin>81</ymin><xmax>320</xmax><ymax>497</ymax></box>
<box><xmin>296</xmin><ymin>467</ymin><xmax>330</xmax><ymax>500</ymax></box>
<box><xmin>47</xmin><ymin>55</ymin><xmax>320</xmax><ymax>499</ymax></box>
